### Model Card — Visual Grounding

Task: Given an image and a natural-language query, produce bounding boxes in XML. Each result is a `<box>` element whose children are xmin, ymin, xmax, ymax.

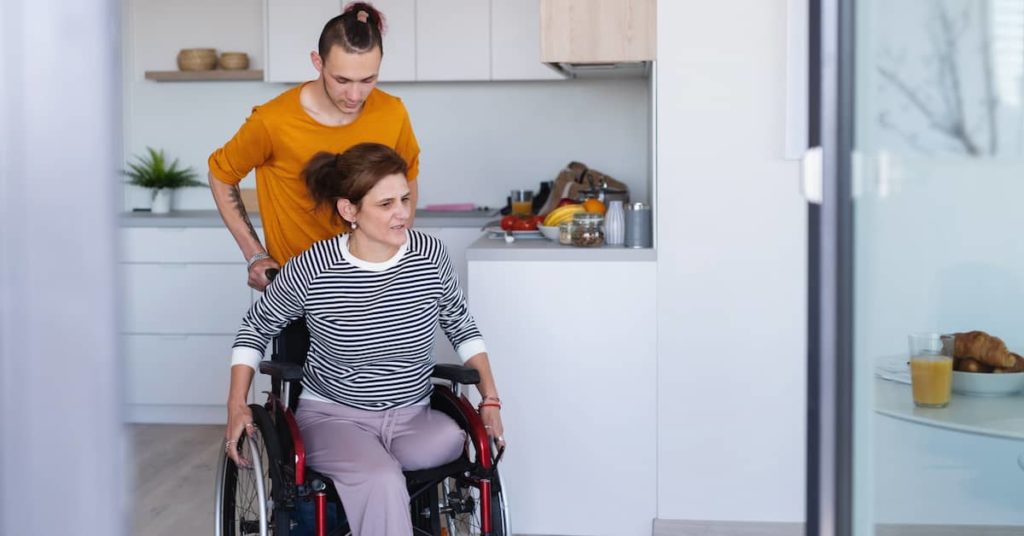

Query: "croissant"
<box><xmin>953</xmin><ymin>331</ymin><xmax>1016</xmax><ymax>368</ymax></box>
<box><xmin>995</xmin><ymin>353</ymin><xmax>1024</xmax><ymax>373</ymax></box>
<box><xmin>954</xmin><ymin>357</ymin><xmax>994</xmax><ymax>373</ymax></box>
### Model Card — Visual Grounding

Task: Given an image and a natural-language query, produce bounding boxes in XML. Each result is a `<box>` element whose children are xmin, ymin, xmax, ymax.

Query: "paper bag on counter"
<box><xmin>538</xmin><ymin>162</ymin><xmax>629</xmax><ymax>215</ymax></box>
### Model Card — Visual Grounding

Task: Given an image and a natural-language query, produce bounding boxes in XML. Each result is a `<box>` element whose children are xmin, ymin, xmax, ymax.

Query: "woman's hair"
<box><xmin>304</xmin><ymin>143</ymin><xmax>409</xmax><ymax>222</ymax></box>
<box><xmin>318</xmin><ymin>2</ymin><xmax>385</xmax><ymax>58</ymax></box>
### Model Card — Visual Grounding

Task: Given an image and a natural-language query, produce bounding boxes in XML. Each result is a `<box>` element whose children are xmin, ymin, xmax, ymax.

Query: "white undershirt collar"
<box><xmin>339</xmin><ymin>231</ymin><xmax>408</xmax><ymax>271</ymax></box>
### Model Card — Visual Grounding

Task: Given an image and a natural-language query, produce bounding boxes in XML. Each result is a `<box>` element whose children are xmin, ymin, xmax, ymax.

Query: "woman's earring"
<box><xmin>350</xmin><ymin>221</ymin><xmax>358</xmax><ymax>229</ymax></box>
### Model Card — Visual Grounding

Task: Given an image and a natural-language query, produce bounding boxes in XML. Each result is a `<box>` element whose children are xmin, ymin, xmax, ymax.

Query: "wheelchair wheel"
<box><xmin>441</xmin><ymin>470</ymin><xmax>509</xmax><ymax>536</ymax></box>
<box><xmin>215</xmin><ymin>404</ymin><xmax>292</xmax><ymax>536</ymax></box>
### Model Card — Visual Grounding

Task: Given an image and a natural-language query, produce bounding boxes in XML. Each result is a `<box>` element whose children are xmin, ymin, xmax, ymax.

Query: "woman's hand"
<box><xmin>479</xmin><ymin>405</ymin><xmax>505</xmax><ymax>449</ymax></box>
<box><xmin>225</xmin><ymin>402</ymin><xmax>256</xmax><ymax>467</ymax></box>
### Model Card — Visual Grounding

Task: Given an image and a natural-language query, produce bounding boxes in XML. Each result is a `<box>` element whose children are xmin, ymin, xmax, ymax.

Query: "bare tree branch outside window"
<box><xmin>876</xmin><ymin>1</ymin><xmax>1000</xmax><ymax>157</ymax></box>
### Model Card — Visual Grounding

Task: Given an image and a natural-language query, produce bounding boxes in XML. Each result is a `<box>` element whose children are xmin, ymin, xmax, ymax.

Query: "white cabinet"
<box><xmin>121</xmin><ymin>227</ymin><xmax>253</xmax><ymax>424</ymax></box>
<box><xmin>266</xmin><ymin>0</ymin><xmax>565</xmax><ymax>82</ymax></box>
<box><xmin>467</xmin><ymin>258</ymin><xmax>658</xmax><ymax>536</ymax></box>
<box><xmin>122</xmin><ymin>227</ymin><xmax>244</xmax><ymax>263</ymax></box>
<box><xmin>372</xmin><ymin>0</ymin><xmax>417</xmax><ymax>81</ymax></box>
<box><xmin>122</xmin><ymin>263</ymin><xmax>251</xmax><ymax>334</ymax></box>
<box><xmin>415</xmin><ymin>0</ymin><xmax>490</xmax><ymax>81</ymax></box>
<box><xmin>265</xmin><ymin>0</ymin><xmax>343</xmax><ymax>83</ymax></box>
<box><xmin>491</xmin><ymin>0</ymin><xmax>563</xmax><ymax>80</ymax></box>
<box><xmin>124</xmin><ymin>334</ymin><xmax>236</xmax><ymax>406</ymax></box>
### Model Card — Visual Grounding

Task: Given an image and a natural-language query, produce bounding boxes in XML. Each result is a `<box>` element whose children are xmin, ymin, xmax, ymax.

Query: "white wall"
<box><xmin>123</xmin><ymin>0</ymin><xmax>650</xmax><ymax>211</ymax></box>
<box><xmin>655</xmin><ymin>0</ymin><xmax>808</xmax><ymax>523</ymax></box>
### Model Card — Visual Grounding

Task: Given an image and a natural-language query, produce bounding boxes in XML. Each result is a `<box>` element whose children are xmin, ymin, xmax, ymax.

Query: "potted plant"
<box><xmin>123</xmin><ymin>147</ymin><xmax>204</xmax><ymax>214</ymax></box>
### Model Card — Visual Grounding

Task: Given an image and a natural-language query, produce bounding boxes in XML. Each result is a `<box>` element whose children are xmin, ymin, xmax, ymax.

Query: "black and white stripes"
<box><xmin>231</xmin><ymin>230</ymin><xmax>486</xmax><ymax>410</ymax></box>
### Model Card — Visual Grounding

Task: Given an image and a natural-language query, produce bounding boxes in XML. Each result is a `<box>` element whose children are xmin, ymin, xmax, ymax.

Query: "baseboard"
<box><xmin>653</xmin><ymin>519</ymin><xmax>803</xmax><ymax>536</ymax></box>
<box><xmin>653</xmin><ymin>519</ymin><xmax>1023</xmax><ymax>536</ymax></box>
<box><xmin>876</xmin><ymin>525</ymin><xmax>1024</xmax><ymax>536</ymax></box>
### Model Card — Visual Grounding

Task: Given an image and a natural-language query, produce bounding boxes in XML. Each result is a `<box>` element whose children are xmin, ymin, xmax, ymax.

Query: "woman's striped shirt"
<box><xmin>231</xmin><ymin>230</ymin><xmax>487</xmax><ymax>410</ymax></box>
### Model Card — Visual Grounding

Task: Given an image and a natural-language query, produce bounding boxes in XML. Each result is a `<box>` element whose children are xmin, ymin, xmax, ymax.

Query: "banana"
<box><xmin>543</xmin><ymin>204</ymin><xmax>585</xmax><ymax>227</ymax></box>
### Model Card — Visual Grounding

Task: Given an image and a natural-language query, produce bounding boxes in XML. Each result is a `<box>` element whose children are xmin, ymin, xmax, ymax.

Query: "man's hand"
<box><xmin>248</xmin><ymin>257</ymin><xmax>281</xmax><ymax>291</ymax></box>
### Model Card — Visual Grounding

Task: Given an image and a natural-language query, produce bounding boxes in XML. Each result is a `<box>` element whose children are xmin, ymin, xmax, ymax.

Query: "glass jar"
<box><xmin>558</xmin><ymin>221</ymin><xmax>574</xmax><ymax>245</ymax></box>
<box><xmin>570</xmin><ymin>213</ymin><xmax>604</xmax><ymax>247</ymax></box>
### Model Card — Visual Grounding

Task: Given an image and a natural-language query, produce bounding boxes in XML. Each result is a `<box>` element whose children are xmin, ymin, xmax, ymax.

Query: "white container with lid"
<box><xmin>604</xmin><ymin>200</ymin><xmax>625</xmax><ymax>246</ymax></box>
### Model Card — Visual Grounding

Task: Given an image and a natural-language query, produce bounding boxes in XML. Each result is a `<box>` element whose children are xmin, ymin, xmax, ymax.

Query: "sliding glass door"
<box><xmin>810</xmin><ymin>1</ymin><xmax>1024</xmax><ymax>534</ymax></box>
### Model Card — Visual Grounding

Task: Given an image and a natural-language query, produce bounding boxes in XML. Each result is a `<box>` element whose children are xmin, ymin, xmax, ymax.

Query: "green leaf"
<box><xmin>122</xmin><ymin>147</ymin><xmax>203</xmax><ymax>190</ymax></box>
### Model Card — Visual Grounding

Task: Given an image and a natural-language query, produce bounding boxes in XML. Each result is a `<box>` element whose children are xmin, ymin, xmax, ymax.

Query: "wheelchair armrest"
<box><xmin>259</xmin><ymin>360</ymin><xmax>303</xmax><ymax>381</ymax></box>
<box><xmin>431</xmin><ymin>363</ymin><xmax>480</xmax><ymax>385</ymax></box>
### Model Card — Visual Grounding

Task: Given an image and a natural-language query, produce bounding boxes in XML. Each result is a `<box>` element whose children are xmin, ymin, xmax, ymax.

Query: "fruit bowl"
<box><xmin>537</xmin><ymin>225</ymin><xmax>560</xmax><ymax>241</ymax></box>
<box><xmin>952</xmin><ymin>370</ymin><xmax>1024</xmax><ymax>397</ymax></box>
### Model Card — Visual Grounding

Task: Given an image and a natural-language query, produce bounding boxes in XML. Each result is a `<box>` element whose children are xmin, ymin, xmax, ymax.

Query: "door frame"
<box><xmin>806</xmin><ymin>0</ymin><xmax>856</xmax><ymax>534</ymax></box>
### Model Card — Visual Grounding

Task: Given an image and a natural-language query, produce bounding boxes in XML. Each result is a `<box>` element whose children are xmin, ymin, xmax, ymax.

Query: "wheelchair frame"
<box><xmin>215</xmin><ymin>317</ymin><xmax>508</xmax><ymax>536</ymax></box>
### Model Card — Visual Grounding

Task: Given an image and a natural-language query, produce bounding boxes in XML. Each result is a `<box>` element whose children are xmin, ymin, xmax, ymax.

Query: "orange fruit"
<box><xmin>582</xmin><ymin>198</ymin><xmax>606</xmax><ymax>215</ymax></box>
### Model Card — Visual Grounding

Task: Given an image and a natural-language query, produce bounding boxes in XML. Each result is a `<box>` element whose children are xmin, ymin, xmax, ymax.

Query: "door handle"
<box><xmin>801</xmin><ymin>146</ymin><xmax>823</xmax><ymax>205</ymax></box>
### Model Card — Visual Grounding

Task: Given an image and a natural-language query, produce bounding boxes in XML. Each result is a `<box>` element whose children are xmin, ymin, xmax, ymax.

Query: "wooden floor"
<box><xmin>131</xmin><ymin>424</ymin><xmax>224</xmax><ymax>536</ymax></box>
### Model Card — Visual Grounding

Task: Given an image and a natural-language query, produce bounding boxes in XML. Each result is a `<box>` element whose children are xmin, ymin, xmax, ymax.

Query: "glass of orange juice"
<box><xmin>908</xmin><ymin>333</ymin><xmax>954</xmax><ymax>408</ymax></box>
<box><xmin>511</xmin><ymin>189</ymin><xmax>533</xmax><ymax>216</ymax></box>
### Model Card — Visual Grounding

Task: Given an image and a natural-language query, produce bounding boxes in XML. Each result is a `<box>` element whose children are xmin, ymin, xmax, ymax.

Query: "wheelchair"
<box><xmin>214</xmin><ymin>317</ymin><xmax>509</xmax><ymax>536</ymax></box>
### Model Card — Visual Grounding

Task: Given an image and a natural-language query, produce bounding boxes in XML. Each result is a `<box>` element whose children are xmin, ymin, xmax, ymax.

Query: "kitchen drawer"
<box><xmin>123</xmin><ymin>334</ymin><xmax>235</xmax><ymax>406</ymax></box>
<box><xmin>123</xmin><ymin>334</ymin><xmax>272</xmax><ymax>407</ymax></box>
<box><xmin>120</xmin><ymin>227</ymin><xmax>247</xmax><ymax>263</ymax></box>
<box><xmin>122</xmin><ymin>263</ymin><xmax>252</xmax><ymax>334</ymax></box>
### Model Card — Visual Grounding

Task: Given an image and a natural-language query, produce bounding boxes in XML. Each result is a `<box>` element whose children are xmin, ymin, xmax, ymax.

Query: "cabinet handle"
<box><xmin>1018</xmin><ymin>452</ymin><xmax>1024</xmax><ymax>472</ymax></box>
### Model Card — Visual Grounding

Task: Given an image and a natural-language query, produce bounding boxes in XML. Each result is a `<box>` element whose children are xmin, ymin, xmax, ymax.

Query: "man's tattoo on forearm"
<box><xmin>228</xmin><ymin>185</ymin><xmax>262</xmax><ymax>245</ymax></box>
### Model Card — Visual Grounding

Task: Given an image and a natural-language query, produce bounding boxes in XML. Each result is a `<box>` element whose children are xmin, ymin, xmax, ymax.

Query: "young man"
<box><xmin>208</xmin><ymin>3</ymin><xmax>419</xmax><ymax>290</ymax></box>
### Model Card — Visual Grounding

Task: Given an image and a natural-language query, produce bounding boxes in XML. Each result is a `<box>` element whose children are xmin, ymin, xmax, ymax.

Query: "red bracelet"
<box><xmin>478</xmin><ymin>402</ymin><xmax>502</xmax><ymax>410</ymax></box>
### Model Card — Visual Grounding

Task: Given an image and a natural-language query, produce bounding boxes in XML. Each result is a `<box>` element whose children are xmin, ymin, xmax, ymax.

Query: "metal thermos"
<box><xmin>624</xmin><ymin>202</ymin><xmax>652</xmax><ymax>248</ymax></box>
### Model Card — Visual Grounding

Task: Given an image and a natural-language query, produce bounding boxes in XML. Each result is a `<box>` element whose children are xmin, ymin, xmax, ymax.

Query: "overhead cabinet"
<box><xmin>370</xmin><ymin>0</ymin><xmax>416</xmax><ymax>81</ymax></box>
<box><xmin>265</xmin><ymin>0</ymin><xmax>345</xmax><ymax>83</ymax></box>
<box><xmin>491</xmin><ymin>0</ymin><xmax>564</xmax><ymax>80</ymax></box>
<box><xmin>415</xmin><ymin>0</ymin><xmax>490</xmax><ymax>80</ymax></box>
<box><xmin>265</xmin><ymin>0</ymin><xmax>565</xmax><ymax>82</ymax></box>
<box><xmin>540</xmin><ymin>0</ymin><xmax>656</xmax><ymax>64</ymax></box>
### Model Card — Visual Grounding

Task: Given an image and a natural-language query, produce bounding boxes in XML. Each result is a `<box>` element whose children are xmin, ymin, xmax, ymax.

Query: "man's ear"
<box><xmin>311</xmin><ymin>51</ymin><xmax>323</xmax><ymax>74</ymax></box>
<box><xmin>337</xmin><ymin>198</ymin><xmax>357</xmax><ymax>224</ymax></box>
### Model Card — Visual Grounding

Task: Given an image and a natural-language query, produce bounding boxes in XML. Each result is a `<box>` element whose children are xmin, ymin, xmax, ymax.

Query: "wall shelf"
<box><xmin>144</xmin><ymin>70</ymin><xmax>264</xmax><ymax>81</ymax></box>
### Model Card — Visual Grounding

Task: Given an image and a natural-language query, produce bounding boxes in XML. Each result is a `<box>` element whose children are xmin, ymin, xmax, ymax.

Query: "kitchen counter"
<box><xmin>874</xmin><ymin>377</ymin><xmax>1024</xmax><ymax>441</ymax></box>
<box><xmin>466</xmin><ymin>234</ymin><xmax>656</xmax><ymax>262</ymax></box>
<box><xmin>120</xmin><ymin>209</ymin><xmax>499</xmax><ymax>229</ymax></box>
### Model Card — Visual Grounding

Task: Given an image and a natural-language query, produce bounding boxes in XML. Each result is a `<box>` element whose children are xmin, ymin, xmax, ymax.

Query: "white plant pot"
<box><xmin>151</xmin><ymin>188</ymin><xmax>172</xmax><ymax>214</ymax></box>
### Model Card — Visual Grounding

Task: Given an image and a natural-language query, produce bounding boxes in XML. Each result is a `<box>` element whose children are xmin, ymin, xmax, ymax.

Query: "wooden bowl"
<box><xmin>218</xmin><ymin>52</ymin><xmax>249</xmax><ymax>71</ymax></box>
<box><xmin>177</xmin><ymin>48</ymin><xmax>217</xmax><ymax>71</ymax></box>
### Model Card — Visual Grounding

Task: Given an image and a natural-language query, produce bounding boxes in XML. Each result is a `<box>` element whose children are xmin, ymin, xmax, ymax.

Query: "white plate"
<box><xmin>952</xmin><ymin>370</ymin><xmax>1024</xmax><ymax>397</ymax></box>
<box><xmin>484</xmin><ymin>227</ymin><xmax>544</xmax><ymax>239</ymax></box>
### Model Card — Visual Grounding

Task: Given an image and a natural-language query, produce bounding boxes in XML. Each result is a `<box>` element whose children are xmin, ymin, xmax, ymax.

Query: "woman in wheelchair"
<box><xmin>222</xmin><ymin>143</ymin><xmax>505</xmax><ymax>536</ymax></box>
